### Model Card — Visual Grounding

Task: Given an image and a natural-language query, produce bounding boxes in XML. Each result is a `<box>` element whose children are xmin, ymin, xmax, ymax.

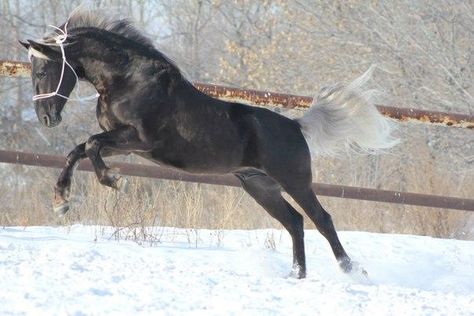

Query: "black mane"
<box><xmin>54</xmin><ymin>9</ymin><xmax>154</xmax><ymax>49</ymax></box>
<box><xmin>38</xmin><ymin>9</ymin><xmax>185</xmax><ymax>77</ymax></box>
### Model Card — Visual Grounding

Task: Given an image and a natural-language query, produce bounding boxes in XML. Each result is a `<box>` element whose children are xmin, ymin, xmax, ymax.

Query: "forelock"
<box><xmin>28</xmin><ymin>47</ymin><xmax>50</xmax><ymax>61</ymax></box>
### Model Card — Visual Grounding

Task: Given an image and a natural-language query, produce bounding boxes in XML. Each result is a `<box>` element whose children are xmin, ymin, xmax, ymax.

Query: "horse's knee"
<box><xmin>85</xmin><ymin>136</ymin><xmax>101</xmax><ymax>156</ymax></box>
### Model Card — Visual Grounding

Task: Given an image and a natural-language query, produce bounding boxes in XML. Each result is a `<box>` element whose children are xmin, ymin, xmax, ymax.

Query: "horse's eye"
<box><xmin>36</xmin><ymin>71</ymin><xmax>46</xmax><ymax>79</ymax></box>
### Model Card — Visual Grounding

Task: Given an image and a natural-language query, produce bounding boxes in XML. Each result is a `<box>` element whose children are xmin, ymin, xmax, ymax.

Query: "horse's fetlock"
<box><xmin>55</xmin><ymin>183</ymin><xmax>70</xmax><ymax>198</ymax></box>
<box><xmin>338</xmin><ymin>257</ymin><xmax>353</xmax><ymax>273</ymax></box>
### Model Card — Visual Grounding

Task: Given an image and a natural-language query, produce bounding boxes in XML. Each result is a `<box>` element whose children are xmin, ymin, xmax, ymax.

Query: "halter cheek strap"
<box><xmin>31</xmin><ymin>22</ymin><xmax>99</xmax><ymax>103</ymax></box>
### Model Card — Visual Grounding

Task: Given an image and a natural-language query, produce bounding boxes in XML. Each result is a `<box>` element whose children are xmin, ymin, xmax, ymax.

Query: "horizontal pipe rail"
<box><xmin>2</xmin><ymin>59</ymin><xmax>473</xmax><ymax>129</ymax></box>
<box><xmin>0</xmin><ymin>149</ymin><xmax>472</xmax><ymax>211</ymax></box>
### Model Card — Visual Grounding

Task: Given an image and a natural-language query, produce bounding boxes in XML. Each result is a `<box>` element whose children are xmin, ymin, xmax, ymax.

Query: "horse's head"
<box><xmin>20</xmin><ymin>39</ymin><xmax>78</xmax><ymax>127</ymax></box>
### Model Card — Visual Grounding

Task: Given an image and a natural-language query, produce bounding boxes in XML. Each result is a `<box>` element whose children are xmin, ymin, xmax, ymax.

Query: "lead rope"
<box><xmin>32</xmin><ymin>21</ymin><xmax>100</xmax><ymax>102</ymax></box>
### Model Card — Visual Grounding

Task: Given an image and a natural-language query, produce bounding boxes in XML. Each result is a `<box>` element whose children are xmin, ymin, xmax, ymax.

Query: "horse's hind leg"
<box><xmin>235</xmin><ymin>171</ymin><xmax>306</xmax><ymax>278</ymax></box>
<box><xmin>286</xmin><ymin>185</ymin><xmax>354</xmax><ymax>273</ymax></box>
<box><xmin>264</xmin><ymin>146</ymin><xmax>356</xmax><ymax>272</ymax></box>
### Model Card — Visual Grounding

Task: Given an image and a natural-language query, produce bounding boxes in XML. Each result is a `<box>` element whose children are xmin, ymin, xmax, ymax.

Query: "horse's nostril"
<box><xmin>42</xmin><ymin>114</ymin><xmax>50</xmax><ymax>126</ymax></box>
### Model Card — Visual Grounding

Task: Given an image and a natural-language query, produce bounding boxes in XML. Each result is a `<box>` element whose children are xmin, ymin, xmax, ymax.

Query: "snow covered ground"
<box><xmin>0</xmin><ymin>226</ymin><xmax>473</xmax><ymax>315</ymax></box>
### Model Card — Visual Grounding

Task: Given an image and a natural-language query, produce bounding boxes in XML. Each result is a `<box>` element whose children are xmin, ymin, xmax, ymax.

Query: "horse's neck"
<box><xmin>77</xmin><ymin>43</ymin><xmax>128</xmax><ymax>91</ymax></box>
<box><xmin>81</xmin><ymin>61</ymin><xmax>120</xmax><ymax>94</ymax></box>
<box><xmin>76</xmin><ymin>33</ymin><xmax>183</xmax><ymax>97</ymax></box>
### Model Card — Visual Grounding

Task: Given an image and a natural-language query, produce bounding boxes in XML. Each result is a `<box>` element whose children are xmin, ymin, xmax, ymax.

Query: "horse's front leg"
<box><xmin>84</xmin><ymin>126</ymin><xmax>152</xmax><ymax>191</ymax></box>
<box><xmin>53</xmin><ymin>141</ymin><xmax>123</xmax><ymax>214</ymax></box>
<box><xmin>53</xmin><ymin>143</ymin><xmax>87</xmax><ymax>214</ymax></box>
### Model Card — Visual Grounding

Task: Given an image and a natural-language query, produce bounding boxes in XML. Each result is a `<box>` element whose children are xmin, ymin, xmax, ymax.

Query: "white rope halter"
<box><xmin>31</xmin><ymin>21</ymin><xmax>99</xmax><ymax>102</ymax></box>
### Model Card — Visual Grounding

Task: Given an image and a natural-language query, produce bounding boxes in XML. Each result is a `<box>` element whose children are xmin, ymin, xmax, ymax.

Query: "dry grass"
<box><xmin>1</xmin><ymin>154</ymin><xmax>472</xmax><ymax>243</ymax></box>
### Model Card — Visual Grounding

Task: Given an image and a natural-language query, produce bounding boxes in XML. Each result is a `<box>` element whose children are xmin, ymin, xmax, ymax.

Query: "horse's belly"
<box><xmin>142</xmin><ymin>143</ymin><xmax>244</xmax><ymax>174</ymax></box>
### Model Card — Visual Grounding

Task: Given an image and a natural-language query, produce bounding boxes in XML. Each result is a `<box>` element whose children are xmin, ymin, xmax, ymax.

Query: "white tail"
<box><xmin>297</xmin><ymin>67</ymin><xmax>399</xmax><ymax>158</ymax></box>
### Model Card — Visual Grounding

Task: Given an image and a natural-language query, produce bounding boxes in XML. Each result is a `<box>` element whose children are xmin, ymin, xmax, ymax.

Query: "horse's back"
<box><xmin>143</xmin><ymin>82</ymin><xmax>310</xmax><ymax>175</ymax></box>
<box><xmin>144</xmin><ymin>96</ymin><xmax>253</xmax><ymax>173</ymax></box>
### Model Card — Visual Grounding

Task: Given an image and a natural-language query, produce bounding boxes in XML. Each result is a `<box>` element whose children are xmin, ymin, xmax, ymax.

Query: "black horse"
<box><xmin>21</xmin><ymin>10</ymin><xmax>397</xmax><ymax>278</ymax></box>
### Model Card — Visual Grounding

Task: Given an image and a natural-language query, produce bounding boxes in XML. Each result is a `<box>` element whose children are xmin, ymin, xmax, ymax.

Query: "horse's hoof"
<box><xmin>53</xmin><ymin>201</ymin><xmax>70</xmax><ymax>215</ymax></box>
<box><xmin>288</xmin><ymin>265</ymin><xmax>306</xmax><ymax>279</ymax></box>
<box><xmin>115</xmin><ymin>176</ymin><xmax>129</xmax><ymax>193</ymax></box>
<box><xmin>105</xmin><ymin>168</ymin><xmax>128</xmax><ymax>193</ymax></box>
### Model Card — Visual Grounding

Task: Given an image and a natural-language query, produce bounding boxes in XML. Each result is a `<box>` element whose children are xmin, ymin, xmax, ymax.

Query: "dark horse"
<box><xmin>21</xmin><ymin>10</ymin><xmax>397</xmax><ymax>278</ymax></box>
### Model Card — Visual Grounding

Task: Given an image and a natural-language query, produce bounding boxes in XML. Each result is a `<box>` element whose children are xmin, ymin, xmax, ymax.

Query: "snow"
<box><xmin>0</xmin><ymin>226</ymin><xmax>473</xmax><ymax>315</ymax></box>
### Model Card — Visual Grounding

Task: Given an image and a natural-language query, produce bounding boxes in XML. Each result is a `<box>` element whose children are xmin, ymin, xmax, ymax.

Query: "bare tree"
<box><xmin>0</xmin><ymin>0</ymin><xmax>472</xmax><ymax>239</ymax></box>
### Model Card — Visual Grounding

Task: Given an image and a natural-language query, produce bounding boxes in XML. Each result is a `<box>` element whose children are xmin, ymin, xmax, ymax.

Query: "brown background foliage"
<box><xmin>0</xmin><ymin>0</ymin><xmax>472</xmax><ymax>239</ymax></box>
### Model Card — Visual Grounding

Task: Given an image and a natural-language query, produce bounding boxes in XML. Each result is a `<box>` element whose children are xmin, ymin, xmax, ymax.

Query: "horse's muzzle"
<box><xmin>41</xmin><ymin>113</ymin><xmax>62</xmax><ymax>127</ymax></box>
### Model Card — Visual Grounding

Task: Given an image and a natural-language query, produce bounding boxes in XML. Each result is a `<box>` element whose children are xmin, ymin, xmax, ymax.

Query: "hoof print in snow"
<box><xmin>346</xmin><ymin>261</ymin><xmax>372</xmax><ymax>284</ymax></box>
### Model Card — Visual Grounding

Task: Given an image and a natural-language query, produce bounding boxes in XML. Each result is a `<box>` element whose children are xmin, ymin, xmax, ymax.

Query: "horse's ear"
<box><xmin>27</xmin><ymin>39</ymin><xmax>62</xmax><ymax>61</ymax></box>
<box><xmin>19</xmin><ymin>40</ymin><xmax>30</xmax><ymax>49</ymax></box>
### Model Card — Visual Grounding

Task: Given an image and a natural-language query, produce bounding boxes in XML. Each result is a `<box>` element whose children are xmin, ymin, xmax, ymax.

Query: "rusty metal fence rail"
<box><xmin>1</xmin><ymin>59</ymin><xmax>473</xmax><ymax>212</ymax></box>
<box><xmin>2</xmin><ymin>59</ymin><xmax>473</xmax><ymax>129</ymax></box>
<box><xmin>0</xmin><ymin>149</ymin><xmax>473</xmax><ymax>211</ymax></box>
